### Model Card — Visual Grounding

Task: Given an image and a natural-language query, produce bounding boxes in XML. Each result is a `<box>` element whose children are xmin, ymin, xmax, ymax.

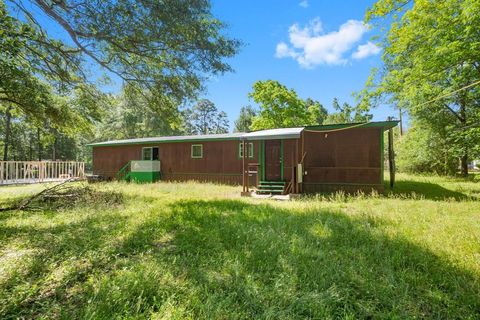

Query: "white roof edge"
<box><xmin>241</xmin><ymin>127</ymin><xmax>304</xmax><ymax>140</ymax></box>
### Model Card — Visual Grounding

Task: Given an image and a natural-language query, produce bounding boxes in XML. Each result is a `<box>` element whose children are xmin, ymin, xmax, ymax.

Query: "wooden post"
<box><xmin>245</xmin><ymin>141</ymin><xmax>249</xmax><ymax>192</ymax></box>
<box><xmin>300</xmin><ymin>131</ymin><xmax>305</xmax><ymax>194</ymax></box>
<box><xmin>295</xmin><ymin>138</ymin><xmax>299</xmax><ymax>194</ymax></box>
<box><xmin>388</xmin><ymin>118</ymin><xmax>396</xmax><ymax>189</ymax></box>
<box><xmin>399</xmin><ymin>108</ymin><xmax>403</xmax><ymax>136</ymax></box>
<box><xmin>242</xmin><ymin>140</ymin><xmax>246</xmax><ymax>193</ymax></box>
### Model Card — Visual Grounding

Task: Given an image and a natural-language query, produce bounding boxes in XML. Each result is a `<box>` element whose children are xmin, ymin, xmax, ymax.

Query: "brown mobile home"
<box><xmin>89</xmin><ymin>121</ymin><xmax>398</xmax><ymax>194</ymax></box>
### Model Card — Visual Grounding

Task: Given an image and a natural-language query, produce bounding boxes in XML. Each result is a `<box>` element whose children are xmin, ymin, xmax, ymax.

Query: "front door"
<box><xmin>265</xmin><ymin>140</ymin><xmax>282</xmax><ymax>181</ymax></box>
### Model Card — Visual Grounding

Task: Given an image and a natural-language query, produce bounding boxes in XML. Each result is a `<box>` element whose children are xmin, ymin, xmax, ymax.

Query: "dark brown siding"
<box><xmin>282</xmin><ymin>139</ymin><xmax>300</xmax><ymax>182</ymax></box>
<box><xmin>93</xmin><ymin>144</ymin><xmax>152</xmax><ymax>178</ymax></box>
<box><xmin>93</xmin><ymin>140</ymin><xmax>260</xmax><ymax>185</ymax></box>
<box><xmin>302</xmin><ymin>127</ymin><xmax>383</xmax><ymax>192</ymax></box>
<box><xmin>92</xmin><ymin>128</ymin><xmax>384</xmax><ymax>192</ymax></box>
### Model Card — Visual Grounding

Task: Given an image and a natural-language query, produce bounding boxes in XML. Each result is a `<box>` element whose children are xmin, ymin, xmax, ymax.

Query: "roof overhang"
<box><xmin>87</xmin><ymin>132</ymin><xmax>245</xmax><ymax>147</ymax></box>
<box><xmin>241</xmin><ymin>127</ymin><xmax>304</xmax><ymax>141</ymax></box>
<box><xmin>305</xmin><ymin>120</ymin><xmax>399</xmax><ymax>132</ymax></box>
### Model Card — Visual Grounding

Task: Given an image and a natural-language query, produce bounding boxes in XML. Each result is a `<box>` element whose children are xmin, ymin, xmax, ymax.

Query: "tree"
<box><xmin>234</xmin><ymin>105</ymin><xmax>256</xmax><ymax>132</ymax></box>
<box><xmin>305</xmin><ymin>98</ymin><xmax>328</xmax><ymax>125</ymax></box>
<box><xmin>3</xmin><ymin>0</ymin><xmax>240</xmax><ymax>108</ymax></box>
<box><xmin>249</xmin><ymin>80</ymin><xmax>324</xmax><ymax>130</ymax></box>
<box><xmin>1</xmin><ymin>2</ymin><xmax>106</xmax><ymax>141</ymax></box>
<box><xmin>214</xmin><ymin>111</ymin><xmax>229</xmax><ymax>134</ymax></box>
<box><xmin>1</xmin><ymin>0</ymin><xmax>240</xmax><ymax>164</ymax></box>
<box><xmin>397</xmin><ymin>120</ymin><xmax>458</xmax><ymax>175</ymax></box>
<box><xmin>324</xmin><ymin>98</ymin><xmax>372</xmax><ymax>124</ymax></box>
<box><xmin>1</xmin><ymin>105</ymin><xmax>12</xmax><ymax>161</ymax></box>
<box><xmin>95</xmin><ymin>85</ymin><xmax>181</xmax><ymax>141</ymax></box>
<box><xmin>183</xmin><ymin>99</ymin><xmax>229</xmax><ymax>135</ymax></box>
<box><xmin>363</xmin><ymin>0</ymin><xmax>480</xmax><ymax>176</ymax></box>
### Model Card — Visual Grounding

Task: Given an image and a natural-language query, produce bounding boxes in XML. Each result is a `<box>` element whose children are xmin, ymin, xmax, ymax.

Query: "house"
<box><xmin>88</xmin><ymin>121</ymin><xmax>399</xmax><ymax>194</ymax></box>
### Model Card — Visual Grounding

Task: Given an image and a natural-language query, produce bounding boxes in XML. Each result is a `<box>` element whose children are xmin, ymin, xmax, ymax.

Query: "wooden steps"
<box><xmin>256</xmin><ymin>181</ymin><xmax>285</xmax><ymax>195</ymax></box>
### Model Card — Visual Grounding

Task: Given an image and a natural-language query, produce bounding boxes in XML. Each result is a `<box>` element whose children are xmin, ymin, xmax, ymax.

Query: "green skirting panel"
<box><xmin>128</xmin><ymin>171</ymin><xmax>161</xmax><ymax>183</ymax></box>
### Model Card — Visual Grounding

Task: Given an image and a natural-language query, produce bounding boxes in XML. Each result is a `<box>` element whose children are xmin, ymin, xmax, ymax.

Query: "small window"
<box><xmin>239</xmin><ymin>142</ymin><xmax>254</xmax><ymax>158</ymax></box>
<box><xmin>191</xmin><ymin>144</ymin><xmax>203</xmax><ymax>158</ymax></box>
<box><xmin>142</xmin><ymin>147</ymin><xmax>159</xmax><ymax>160</ymax></box>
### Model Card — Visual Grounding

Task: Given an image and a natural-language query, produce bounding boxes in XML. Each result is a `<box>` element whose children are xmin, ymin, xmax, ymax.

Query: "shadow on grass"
<box><xmin>2</xmin><ymin>196</ymin><xmax>479</xmax><ymax>319</ymax></box>
<box><xmin>386</xmin><ymin>179</ymin><xmax>475</xmax><ymax>201</ymax></box>
<box><xmin>0</xmin><ymin>209</ymin><xmax>129</xmax><ymax>319</ymax></box>
<box><xmin>96</xmin><ymin>199</ymin><xmax>480</xmax><ymax>319</ymax></box>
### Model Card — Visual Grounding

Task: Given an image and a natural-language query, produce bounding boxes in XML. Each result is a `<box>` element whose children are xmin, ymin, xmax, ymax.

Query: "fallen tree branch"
<box><xmin>0</xmin><ymin>178</ymin><xmax>78</xmax><ymax>212</ymax></box>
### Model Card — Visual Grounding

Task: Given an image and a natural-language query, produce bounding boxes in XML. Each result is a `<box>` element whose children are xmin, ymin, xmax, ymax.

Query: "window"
<box><xmin>142</xmin><ymin>147</ymin><xmax>159</xmax><ymax>160</ymax></box>
<box><xmin>239</xmin><ymin>142</ymin><xmax>254</xmax><ymax>158</ymax></box>
<box><xmin>191</xmin><ymin>144</ymin><xmax>203</xmax><ymax>158</ymax></box>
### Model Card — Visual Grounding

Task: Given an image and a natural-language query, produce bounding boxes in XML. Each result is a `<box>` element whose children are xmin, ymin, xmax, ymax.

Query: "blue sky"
<box><xmin>206</xmin><ymin>0</ymin><xmax>397</xmax><ymax>128</ymax></box>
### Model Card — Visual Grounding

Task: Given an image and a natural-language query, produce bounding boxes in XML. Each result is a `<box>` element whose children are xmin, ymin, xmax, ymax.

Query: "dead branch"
<box><xmin>0</xmin><ymin>178</ymin><xmax>78</xmax><ymax>212</ymax></box>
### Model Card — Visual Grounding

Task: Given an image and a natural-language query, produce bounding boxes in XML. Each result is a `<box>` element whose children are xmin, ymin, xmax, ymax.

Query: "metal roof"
<box><xmin>88</xmin><ymin>132</ymin><xmax>246</xmax><ymax>147</ymax></box>
<box><xmin>242</xmin><ymin>127</ymin><xmax>304</xmax><ymax>140</ymax></box>
<box><xmin>88</xmin><ymin>128</ymin><xmax>303</xmax><ymax>147</ymax></box>
<box><xmin>88</xmin><ymin>121</ymin><xmax>399</xmax><ymax>147</ymax></box>
<box><xmin>305</xmin><ymin>120</ymin><xmax>399</xmax><ymax>131</ymax></box>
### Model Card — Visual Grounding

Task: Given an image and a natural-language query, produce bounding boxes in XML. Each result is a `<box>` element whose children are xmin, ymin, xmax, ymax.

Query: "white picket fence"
<box><xmin>0</xmin><ymin>161</ymin><xmax>85</xmax><ymax>185</ymax></box>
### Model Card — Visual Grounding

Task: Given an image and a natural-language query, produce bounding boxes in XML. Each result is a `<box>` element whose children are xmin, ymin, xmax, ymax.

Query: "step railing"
<box><xmin>115</xmin><ymin>161</ymin><xmax>131</xmax><ymax>181</ymax></box>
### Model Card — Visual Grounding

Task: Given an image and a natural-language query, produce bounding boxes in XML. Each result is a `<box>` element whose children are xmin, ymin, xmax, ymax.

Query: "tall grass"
<box><xmin>0</xmin><ymin>174</ymin><xmax>479</xmax><ymax>319</ymax></box>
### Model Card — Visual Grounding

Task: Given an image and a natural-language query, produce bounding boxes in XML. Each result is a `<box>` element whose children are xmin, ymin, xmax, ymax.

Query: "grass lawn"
<box><xmin>0</xmin><ymin>173</ymin><xmax>479</xmax><ymax>319</ymax></box>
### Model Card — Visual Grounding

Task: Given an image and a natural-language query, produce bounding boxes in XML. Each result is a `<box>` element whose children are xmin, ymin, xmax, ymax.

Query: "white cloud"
<box><xmin>299</xmin><ymin>0</ymin><xmax>309</xmax><ymax>8</ymax></box>
<box><xmin>352</xmin><ymin>41</ymin><xmax>381</xmax><ymax>59</ymax></box>
<box><xmin>275</xmin><ymin>42</ymin><xmax>298</xmax><ymax>59</ymax></box>
<box><xmin>275</xmin><ymin>18</ymin><xmax>373</xmax><ymax>68</ymax></box>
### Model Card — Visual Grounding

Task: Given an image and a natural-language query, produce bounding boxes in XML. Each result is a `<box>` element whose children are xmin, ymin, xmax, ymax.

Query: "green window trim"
<box><xmin>191</xmin><ymin>144</ymin><xmax>203</xmax><ymax>159</ymax></box>
<box><xmin>238</xmin><ymin>142</ymin><xmax>254</xmax><ymax>159</ymax></box>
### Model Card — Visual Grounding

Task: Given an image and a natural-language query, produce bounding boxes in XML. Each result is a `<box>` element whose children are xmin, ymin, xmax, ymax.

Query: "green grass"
<box><xmin>0</xmin><ymin>173</ymin><xmax>479</xmax><ymax>319</ymax></box>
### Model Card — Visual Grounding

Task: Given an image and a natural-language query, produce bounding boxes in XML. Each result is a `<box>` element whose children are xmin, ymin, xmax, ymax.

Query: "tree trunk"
<box><xmin>3</xmin><ymin>107</ymin><xmax>12</xmax><ymax>161</ymax></box>
<box><xmin>460</xmin><ymin>153</ymin><xmax>468</xmax><ymax>177</ymax></box>
<box><xmin>459</xmin><ymin>100</ymin><xmax>468</xmax><ymax>177</ymax></box>
<box><xmin>28</xmin><ymin>137</ymin><xmax>33</xmax><ymax>161</ymax></box>
<box><xmin>37</xmin><ymin>128</ymin><xmax>42</xmax><ymax>161</ymax></box>
<box><xmin>52</xmin><ymin>135</ymin><xmax>57</xmax><ymax>161</ymax></box>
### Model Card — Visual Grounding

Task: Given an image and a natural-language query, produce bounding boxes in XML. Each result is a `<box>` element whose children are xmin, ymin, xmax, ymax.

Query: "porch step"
<box><xmin>259</xmin><ymin>181</ymin><xmax>286</xmax><ymax>185</ymax></box>
<box><xmin>256</xmin><ymin>181</ymin><xmax>285</xmax><ymax>194</ymax></box>
<box><xmin>257</xmin><ymin>185</ymin><xmax>284</xmax><ymax>190</ymax></box>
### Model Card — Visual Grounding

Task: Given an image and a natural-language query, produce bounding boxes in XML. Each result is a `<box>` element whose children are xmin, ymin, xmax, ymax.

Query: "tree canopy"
<box><xmin>4</xmin><ymin>0</ymin><xmax>240</xmax><ymax>102</ymax></box>
<box><xmin>324</xmin><ymin>98</ymin><xmax>372</xmax><ymax>124</ymax></box>
<box><xmin>1</xmin><ymin>0</ymin><xmax>239</xmax><ymax>161</ymax></box>
<box><xmin>363</xmin><ymin>0</ymin><xmax>480</xmax><ymax>175</ymax></box>
<box><xmin>183</xmin><ymin>99</ymin><xmax>229</xmax><ymax>135</ymax></box>
<box><xmin>248</xmin><ymin>80</ymin><xmax>327</xmax><ymax>130</ymax></box>
<box><xmin>234</xmin><ymin>105</ymin><xmax>256</xmax><ymax>132</ymax></box>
